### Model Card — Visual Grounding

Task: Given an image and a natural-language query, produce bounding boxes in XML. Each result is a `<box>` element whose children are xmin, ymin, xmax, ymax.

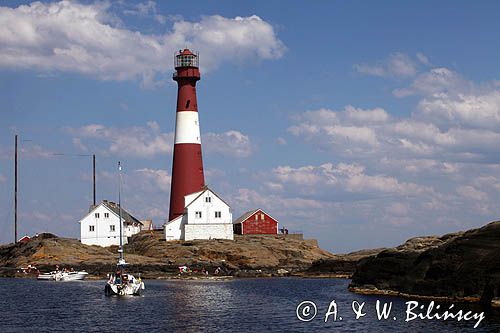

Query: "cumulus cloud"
<box><xmin>122</xmin><ymin>1</ymin><xmax>166</xmax><ymax>24</ymax></box>
<box><xmin>0</xmin><ymin>1</ymin><xmax>286</xmax><ymax>87</ymax></box>
<box><xmin>393</xmin><ymin>67</ymin><xmax>472</xmax><ymax>97</ymax></box>
<box><xmin>288</xmin><ymin>94</ymin><xmax>500</xmax><ymax>163</ymax></box>
<box><xmin>231</xmin><ymin>188</ymin><xmax>325</xmax><ymax>223</ymax></box>
<box><xmin>269</xmin><ymin>162</ymin><xmax>430</xmax><ymax>197</ymax></box>
<box><xmin>134</xmin><ymin>168</ymin><xmax>171</xmax><ymax>192</ymax></box>
<box><xmin>65</xmin><ymin>121</ymin><xmax>173</xmax><ymax>158</ymax></box>
<box><xmin>354</xmin><ymin>52</ymin><xmax>419</xmax><ymax>78</ymax></box>
<box><xmin>288</xmin><ymin>106</ymin><xmax>384</xmax><ymax>151</ymax></box>
<box><xmin>204</xmin><ymin>130</ymin><xmax>254</xmax><ymax>158</ymax></box>
<box><xmin>417</xmin><ymin>91</ymin><xmax>500</xmax><ymax>129</ymax></box>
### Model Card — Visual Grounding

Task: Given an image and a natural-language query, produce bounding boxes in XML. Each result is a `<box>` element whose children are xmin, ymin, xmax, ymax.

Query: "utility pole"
<box><xmin>14</xmin><ymin>135</ymin><xmax>18</xmax><ymax>244</ymax></box>
<box><xmin>93</xmin><ymin>154</ymin><xmax>96</xmax><ymax>206</ymax></box>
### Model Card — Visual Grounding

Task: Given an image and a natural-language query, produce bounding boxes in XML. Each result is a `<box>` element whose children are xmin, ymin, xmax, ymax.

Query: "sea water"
<box><xmin>0</xmin><ymin>277</ymin><xmax>498</xmax><ymax>332</ymax></box>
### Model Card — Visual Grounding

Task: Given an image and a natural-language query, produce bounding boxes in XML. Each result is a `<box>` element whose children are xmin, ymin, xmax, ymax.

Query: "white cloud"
<box><xmin>15</xmin><ymin>143</ymin><xmax>55</xmax><ymax>159</ymax></box>
<box><xmin>417</xmin><ymin>91</ymin><xmax>500</xmax><ymax>129</ymax></box>
<box><xmin>122</xmin><ymin>1</ymin><xmax>166</xmax><ymax>24</ymax></box>
<box><xmin>288</xmin><ymin>84</ymin><xmax>500</xmax><ymax>163</ymax></box>
<box><xmin>134</xmin><ymin>168</ymin><xmax>171</xmax><ymax>192</ymax></box>
<box><xmin>204</xmin><ymin>130</ymin><xmax>254</xmax><ymax>158</ymax></box>
<box><xmin>66</xmin><ymin>121</ymin><xmax>173</xmax><ymax>158</ymax></box>
<box><xmin>354</xmin><ymin>52</ymin><xmax>418</xmax><ymax>78</ymax></box>
<box><xmin>288</xmin><ymin>106</ymin><xmax>385</xmax><ymax>150</ymax></box>
<box><xmin>456</xmin><ymin>185</ymin><xmax>488</xmax><ymax>202</ymax></box>
<box><xmin>276</xmin><ymin>137</ymin><xmax>287</xmax><ymax>145</ymax></box>
<box><xmin>344</xmin><ymin>105</ymin><xmax>389</xmax><ymax>123</ymax></box>
<box><xmin>416</xmin><ymin>52</ymin><xmax>430</xmax><ymax>66</ymax></box>
<box><xmin>385</xmin><ymin>203</ymin><xmax>409</xmax><ymax>216</ymax></box>
<box><xmin>0</xmin><ymin>1</ymin><xmax>285</xmax><ymax>87</ymax></box>
<box><xmin>269</xmin><ymin>162</ymin><xmax>430</xmax><ymax>197</ymax></box>
<box><xmin>393</xmin><ymin>67</ymin><xmax>471</xmax><ymax>97</ymax></box>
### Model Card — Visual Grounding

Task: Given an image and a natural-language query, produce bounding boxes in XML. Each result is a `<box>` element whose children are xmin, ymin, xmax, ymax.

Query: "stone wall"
<box><xmin>184</xmin><ymin>223</ymin><xmax>234</xmax><ymax>241</ymax></box>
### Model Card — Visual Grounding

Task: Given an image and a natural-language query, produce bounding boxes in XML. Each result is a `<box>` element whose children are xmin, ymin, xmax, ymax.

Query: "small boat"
<box><xmin>104</xmin><ymin>162</ymin><xmax>145</xmax><ymax>296</ymax></box>
<box><xmin>104</xmin><ymin>263</ymin><xmax>144</xmax><ymax>296</ymax></box>
<box><xmin>37</xmin><ymin>270</ymin><xmax>89</xmax><ymax>281</ymax></box>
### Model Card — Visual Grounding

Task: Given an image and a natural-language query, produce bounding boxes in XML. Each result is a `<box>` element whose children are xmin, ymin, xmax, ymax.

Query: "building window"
<box><xmin>205</xmin><ymin>196</ymin><xmax>211</xmax><ymax>203</ymax></box>
<box><xmin>104</xmin><ymin>213</ymin><xmax>109</xmax><ymax>218</ymax></box>
<box><xmin>261</xmin><ymin>213</ymin><xmax>265</xmax><ymax>220</ymax></box>
<box><xmin>195</xmin><ymin>211</ymin><xmax>202</xmax><ymax>218</ymax></box>
<box><xmin>89</xmin><ymin>225</ymin><xmax>95</xmax><ymax>232</ymax></box>
<box><xmin>255</xmin><ymin>215</ymin><xmax>258</xmax><ymax>221</ymax></box>
<box><xmin>110</xmin><ymin>225</ymin><xmax>115</xmax><ymax>232</ymax></box>
<box><xmin>95</xmin><ymin>213</ymin><xmax>100</xmax><ymax>218</ymax></box>
<box><xmin>215</xmin><ymin>211</ymin><xmax>222</xmax><ymax>218</ymax></box>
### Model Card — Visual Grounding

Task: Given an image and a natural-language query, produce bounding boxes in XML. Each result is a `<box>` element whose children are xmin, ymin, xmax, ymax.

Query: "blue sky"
<box><xmin>1</xmin><ymin>1</ymin><xmax>500</xmax><ymax>252</ymax></box>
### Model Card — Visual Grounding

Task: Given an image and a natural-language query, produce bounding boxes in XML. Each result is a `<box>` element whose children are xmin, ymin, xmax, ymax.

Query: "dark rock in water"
<box><xmin>304</xmin><ymin>248</ymin><xmax>386</xmax><ymax>277</ymax></box>
<box><xmin>350</xmin><ymin>221</ymin><xmax>500</xmax><ymax>306</ymax></box>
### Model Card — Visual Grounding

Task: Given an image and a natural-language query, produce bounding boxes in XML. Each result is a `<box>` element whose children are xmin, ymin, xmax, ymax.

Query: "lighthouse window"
<box><xmin>195</xmin><ymin>211</ymin><xmax>202</xmax><ymax>218</ymax></box>
<box><xmin>185</xmin><ymin>100</ymin><xmax>190</xmax><ymax>108</ymax></box>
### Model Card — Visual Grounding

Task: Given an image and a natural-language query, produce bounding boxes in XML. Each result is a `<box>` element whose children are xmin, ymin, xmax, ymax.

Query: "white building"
<box><xmin>79</xmin><ymin>200</ymin><xmax>143</xmax><ymax>247</ymax></box>
<box><xmin>164</xmin><ymin>187</ymin><xmax>233</xmax><ymax>241</ymax></box>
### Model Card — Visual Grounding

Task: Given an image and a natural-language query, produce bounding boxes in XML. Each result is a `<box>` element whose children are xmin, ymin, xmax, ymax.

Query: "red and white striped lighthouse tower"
<box><xmin>168</xmin><ymin>49</ymin><xmax>205</xmax><ymax>221</ymax></box>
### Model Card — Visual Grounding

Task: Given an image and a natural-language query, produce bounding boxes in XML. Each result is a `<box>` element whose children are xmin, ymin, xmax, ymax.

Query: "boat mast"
<box><xmin>14</xmin><ymin>134</ymin><xmax>18</xmax><ymax>244</ymax></box>
<box><xmin>93</xmin><ymin>154</ymin><xmax>96</xmax><ymax>207</ymax></box>
<box><xmin>118</xmin><ymin>161</ymin><xmax>124</xmax><ymax>264</ymax></box>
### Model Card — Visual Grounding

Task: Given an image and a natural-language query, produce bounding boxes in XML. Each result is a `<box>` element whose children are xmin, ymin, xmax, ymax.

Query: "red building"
<box><xmin>233</xmin><ymin>209</ymin><xmax>279</xmax><ymax>235</ymax></box>
<box><xmin>18</xmin><ymin>235</ymin><xmax>30</xmax><ymax>243</ymax></box>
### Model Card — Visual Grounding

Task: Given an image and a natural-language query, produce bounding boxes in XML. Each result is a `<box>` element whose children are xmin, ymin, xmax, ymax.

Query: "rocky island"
<box><xmin>349</xmin><ymin>221</ymin><xmax>500</xmax><ymax>307</ymax></box>
<box><xmin>0</xmin><ymin>232</ymin><xmax>337</xmax><ymax>279</ymax></box>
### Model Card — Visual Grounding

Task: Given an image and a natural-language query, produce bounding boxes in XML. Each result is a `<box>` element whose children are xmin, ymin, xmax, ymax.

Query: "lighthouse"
<box><xmin>168</xmin><ymin>49</ymin><xmax>205</xmax><ymax>221</ymax></box>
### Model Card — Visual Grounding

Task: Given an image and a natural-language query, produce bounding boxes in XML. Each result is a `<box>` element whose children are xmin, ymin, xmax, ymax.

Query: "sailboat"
<box><xmin>104</xmin><ymin>161</ymin><xmax>145</xmax><ymax>296</ymax></box>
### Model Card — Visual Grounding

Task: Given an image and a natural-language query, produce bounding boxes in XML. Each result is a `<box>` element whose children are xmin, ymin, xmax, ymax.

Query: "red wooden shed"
<box><xmin>233</xmin><ymin>208</ymin><xmax>279</xmax><ymax>235</ymax></box>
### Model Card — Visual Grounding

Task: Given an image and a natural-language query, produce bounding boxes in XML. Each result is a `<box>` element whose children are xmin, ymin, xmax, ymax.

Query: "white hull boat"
<box><xmin>37</xmin><ymin>271</ymin><xmax>89</xmax><ymax>281</ymax></box>
<box><xmin>105</xmin><ymin>272</ymin><xmax>144</xmax><ymax>296</ymax></box>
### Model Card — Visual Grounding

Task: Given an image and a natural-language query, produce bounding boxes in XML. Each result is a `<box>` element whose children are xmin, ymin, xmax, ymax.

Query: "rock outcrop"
<box><xmin>0</xmin><ymin>232</ymin><xmax>335</xmax><ymax>278</ymax></box>
<box><xmin>301</xmin><ymin>248</ymin><xmax>386</xmax><ymax>278</ymax></box>
<box><xmin>349</xmin><ymin>221</ymin><xmax>500</xmax><ymax>306</ymax></box>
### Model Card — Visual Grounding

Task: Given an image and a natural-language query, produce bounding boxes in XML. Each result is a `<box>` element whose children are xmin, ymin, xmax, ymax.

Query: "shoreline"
<box><xmin>349</xmin><ymin>286</ymin><xmax>500</xmax><ymax>308</ymax></box>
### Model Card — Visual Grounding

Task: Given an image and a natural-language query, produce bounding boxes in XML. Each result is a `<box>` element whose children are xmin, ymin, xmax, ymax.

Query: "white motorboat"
<box><xmin>104</xmin><ymin>162</ymin><xmax>145</xmax><ymax>296</ymax></box>
<box><xmin>37</xmin><ymin>270</ymin><xmax>89</xmax><ymax>281</ymax></box>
